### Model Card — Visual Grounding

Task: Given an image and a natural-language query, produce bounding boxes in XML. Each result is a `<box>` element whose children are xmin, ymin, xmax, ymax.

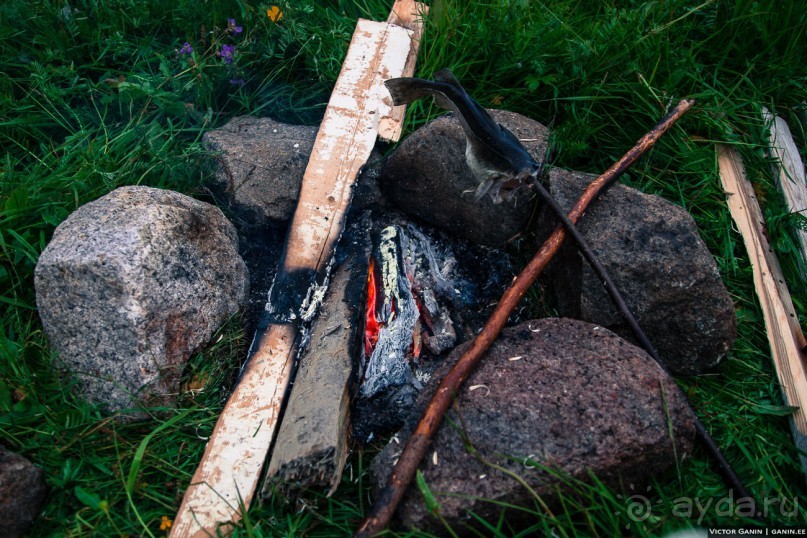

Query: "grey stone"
<box><xmin>371</xmin><ymin>318</ymin><xmax>695</xmax><ymax>534</ymax></box>
<box><xmin>0</xmin><ymin>446</ymin><xmax>48</xmax><ymax>538</ymax></box>
<box><xmin>35</xmin><ymin>186</ymin><xmax>249</xmax><ymax>414</ymax></box>
<box><xmin>352</xmin><ymin>148</ymin><xmax>389</xmax><ymax>213</ymax></box>
<box><xmin>203</xmin><ymin>116</ymin><xmax>317</xmax><ymax>224</ymax></box>
<box><xmin>542</xmin><ymin>168</ymin><xmax>736</xmax><ymax>374</ymax></box>
<box><xmin>203</xmin><ymin>116</ymin><xmax>387</xmax><ymax>225</ymax></box>
<box><xmin>379</xmin><ymin>110</ymin><xmax>549</xmax><ymax>247</ymax></box>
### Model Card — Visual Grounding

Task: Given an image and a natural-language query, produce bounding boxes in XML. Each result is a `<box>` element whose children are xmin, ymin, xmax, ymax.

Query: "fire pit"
<box><xmin>354</xmin><ymin>218</ymin><xmax>513</xmax><ymax>442</ymax></box>
<box><xmin>192</xmin><ymin>92</ymin><xmax>743</xmax><ymax>521</ymax></box>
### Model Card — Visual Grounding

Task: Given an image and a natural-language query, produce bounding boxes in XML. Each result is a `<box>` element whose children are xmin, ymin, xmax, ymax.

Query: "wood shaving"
<box><xmin>469</xmin><ymin>384</ymin><xmax>490</xmax><ymax>396</ymax></box>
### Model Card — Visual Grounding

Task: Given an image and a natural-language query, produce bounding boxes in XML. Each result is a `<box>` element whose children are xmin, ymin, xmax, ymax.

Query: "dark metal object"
<box><xmin>385</xmin><ymin>68</ymin><xmax>537</xmax><ymax>203</ymax></box>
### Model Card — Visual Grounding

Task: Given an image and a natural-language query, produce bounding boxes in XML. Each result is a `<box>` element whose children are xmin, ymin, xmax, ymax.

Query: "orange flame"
<box><xmin>364</xmin><ymin>257</ymin><xmax>424</xmax><ymax>360</ymax></box>
<box><xmin>365</xmin><ymin>258</ymin><xmax>380</xmax><ymax>357</ymax></box>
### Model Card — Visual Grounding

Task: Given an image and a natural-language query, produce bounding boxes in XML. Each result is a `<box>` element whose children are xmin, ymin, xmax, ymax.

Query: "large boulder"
<box><xmin>35</xmin><ymin>186</ymin><xmax>249</xmax><ymax>414</ymax></box>
<box><xmin>0</xmin><ymin>446</ymin><xmax>48</xmax><ymax>538</ymax></box>
<box><xmin>371</xmin><ymin>318</ymin><xmax>695</xmax><ymax>534</ymax></box>
<box><xmin>379</xmin><ymin>109</ymin><xmax>549</xmax><ymax>247</ymax></box>
<box><xmin>541</xmin><ymin>168</ymin><xmax>736</xmax><ymax>374</ymax></box>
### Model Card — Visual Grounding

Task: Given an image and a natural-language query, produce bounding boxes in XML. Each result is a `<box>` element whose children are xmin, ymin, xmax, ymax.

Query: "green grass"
<box><xmin>1</xmin><ymin>0</ymin><xmax>806</xmax><ymax>535</ymax></box>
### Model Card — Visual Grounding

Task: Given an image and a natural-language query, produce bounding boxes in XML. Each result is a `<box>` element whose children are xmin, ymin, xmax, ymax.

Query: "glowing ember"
<box><xmin>365</xmin><ymin>258</ymin><xmax>381</xmax><ymax>357</ymax></box>
<box><xmin>411</xmin><ymin>317</ymin><xmax>422</xmax><ymax>359</ymax></box>
<box><xmin>365</xmin><ymin>256</ymin><xmax>425</xmax><ymax>360</ymax></box>
<box><xmin>410</xmin><ymin>296</ymin><xmax>425</xmax><ymax>359</ymax></box>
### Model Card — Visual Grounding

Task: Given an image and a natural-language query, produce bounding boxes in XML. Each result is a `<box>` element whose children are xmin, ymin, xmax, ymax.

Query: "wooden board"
<box><xmin>762</xmin><ymin>107</ymin><xmax>807</xmax><ymax>280</ymax></box>
<box><xmin>262</xmin><ymin>219</ymin><xmax>370</xmax><ymax>498</ymax></box>
<box><xmin>171</xmin><ymin>14</ymin><xmax>417</xmax><ymax>537</ymax></box>
<box><xmin>717</xmin><ymin>144</ymin><xmax>807</xmax><ymax>483</ymax></box>
<box><xmin>378</xmin><ymin>0</ymin><xmax>428</xmax><ymax>142</ymax></box>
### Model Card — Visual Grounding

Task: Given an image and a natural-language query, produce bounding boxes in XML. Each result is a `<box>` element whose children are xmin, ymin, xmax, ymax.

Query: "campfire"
<box><xmin>353</xmin><ymin>220</ymin><xmax>507</xmax><ymax>442</ymax></box>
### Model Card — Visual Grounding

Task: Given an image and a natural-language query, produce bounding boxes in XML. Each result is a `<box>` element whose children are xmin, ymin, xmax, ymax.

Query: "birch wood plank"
<box><xmin>717</xmin><ymin>144</ymin><xmax>807</xmax><ymax>484</ymax></box>
<box><xmin>261</xmin><ymin>0</ymin><xmax>427</xmax><ymax>500</ymax></box>
<box><xmin>171</xmin><ymin>16</ymin><xmax>415</xmax><ymax>538</ymax></box>
<box><xmin>762</xmin><ymin>107</ymin><xmax>807</xmax><ymax>279</ymax></box>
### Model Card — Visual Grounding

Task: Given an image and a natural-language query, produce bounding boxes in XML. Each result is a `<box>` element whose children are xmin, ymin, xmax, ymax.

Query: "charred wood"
<box><xmin>262</xmin><ymin>218</ymin><xmax>370</xmax><ymax>497</ymax></box>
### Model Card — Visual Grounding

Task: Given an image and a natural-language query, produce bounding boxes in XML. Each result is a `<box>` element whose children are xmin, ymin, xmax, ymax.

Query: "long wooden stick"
<box><xmin>356</xmin><ymin>99</ymin><xmax>696</xmax><ymax>537</ymax></box>
<box><xmin>171</xmin><ymin>9</ymin><xmax>420</xmax><ymax>536</ymax></box>
<box><xmin>717</xmin><ymin>144</ymin><xmax>807</xmax><ymax>484</ymax></box>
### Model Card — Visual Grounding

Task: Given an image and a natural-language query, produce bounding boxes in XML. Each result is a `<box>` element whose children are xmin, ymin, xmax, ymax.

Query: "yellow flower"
<box><xmin>160</xmin><ymin>516</ymin><xmax>173</xmax><ymax>531</ymax></box>
<box><xmin>267</xmin><ymin>6</ymin><xmax>283</xmax><ymax>22</ymax></box>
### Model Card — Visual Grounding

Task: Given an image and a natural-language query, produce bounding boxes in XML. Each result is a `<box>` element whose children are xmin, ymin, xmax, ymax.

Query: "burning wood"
<box><xmin>354</xmin><ymin>222</ymin><xmax>466</xmax><ymax>441</ymax></box>
<box><xmin>361</xmin><ymin>226</ymin><xmax>425</xmax><ymax>398</ymax></box>
<box><xmin>360</xmin><ymin>225</ymin><xmax>457</xmax><ymax>398</ymax></box>
<box><xmin>260</xmin><ymin>0</ymin><xmax>432</xmax><ymax>504</ymax></box>
<box><xmin>262</xmin><ymin>218</ymin><xmax>370</xmax><ymax>497</ymax></box>
<box><xmin>266</xmin><ymin>210</ymin><xmax>502</xmax><ymax>489</ymax></box>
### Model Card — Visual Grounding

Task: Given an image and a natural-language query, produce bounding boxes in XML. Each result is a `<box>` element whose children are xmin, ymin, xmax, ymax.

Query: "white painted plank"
<box><xmin>282</xmin><ymin>20</ymin><xmax>412</xmax><ymax>276</ymax></box>
<box><xmin>378</xmin><ymin>0</ymin><xmax>429</xmax><ymax>142</ymax></box>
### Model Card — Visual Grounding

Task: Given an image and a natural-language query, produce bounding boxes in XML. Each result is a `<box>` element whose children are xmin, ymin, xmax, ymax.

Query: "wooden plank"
<box><xmin>762</xmin><ymin>107</ymin><xmax>807</xmax><ymax>280</ymax></box>
<box><xmin>717</xmin><ymin>144</ymin><xmax>807</xmax><ymax>483</ymax></box>
<box><xmin>378</xmin><ymin>0</ymin><xmax>428</xmax><ymax>142</ymax></box>
<box><xmin>262</xmin><ymin>221</ymin><xmax>369</xmax><ymax>498</ymax></box>
<box><xmin>171</xmin><ymin>17</ymin><xmax>415</xmax><ymax>538</ymax></box>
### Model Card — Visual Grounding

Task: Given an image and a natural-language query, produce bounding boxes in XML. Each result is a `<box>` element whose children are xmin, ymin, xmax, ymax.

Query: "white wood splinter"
<box><xmin>171</xmin><ymin>2</ymin><xmax>425</xmax><ymax>535</ymax></box>
<box><xmin>762</xmin><ymin>107</ymin><xmax>807</xmax><ymax>281</ymax></box>
<box><xmin>717</xmin><ymin>144</ymin><xmax>807</xmax><ymax>485</ymax></box>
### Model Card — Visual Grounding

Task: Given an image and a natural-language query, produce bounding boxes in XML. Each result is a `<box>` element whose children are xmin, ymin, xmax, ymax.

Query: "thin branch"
<box><xmin>357</xmin><ymin>99</ymin><xmax>710</xmax><ymax>536</ymax></box>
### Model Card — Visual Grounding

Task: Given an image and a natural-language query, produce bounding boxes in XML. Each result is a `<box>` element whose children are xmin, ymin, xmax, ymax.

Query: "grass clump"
<box><xmin>1</xmin><ymin>0</ymin><xmax>806</xmax><ymax>536</ymax></box>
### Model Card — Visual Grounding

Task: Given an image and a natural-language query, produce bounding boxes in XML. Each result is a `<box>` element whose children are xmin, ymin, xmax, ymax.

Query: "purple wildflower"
<box><xmin>227</xmin><ymin>18</ymin><xmax>243</xmax><ymax>35</ymax></box>
<box><xmin>220</xmin><ymin>44</ymin><xmax>236</xmax><ymax>64</ymax></box>
<box><xmin>229</xmin><ymin>78</ymin><xmax>246</xmax><ymax>87</ymax></box>
<box><xmin>179</xmin><ymin>42</ymin><xmax>193</xmax><ymax>55</ymax></box>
